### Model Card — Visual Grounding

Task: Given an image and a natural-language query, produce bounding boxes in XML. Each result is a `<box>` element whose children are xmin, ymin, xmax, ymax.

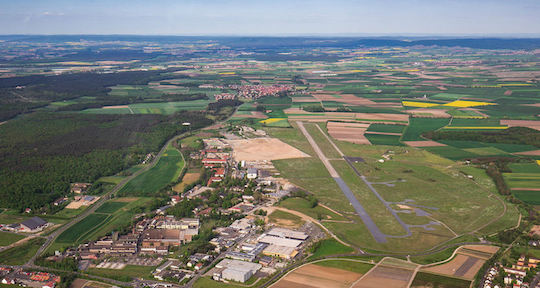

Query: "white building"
<box><xmin>213</xmin><ymin>259</ymin><xmax>262</xmax><ymax>283</ymax></box>
<box><xmin>247</xmin><ymin>168</ymin><xmax>258</xmax><ymax>179</ymax></box>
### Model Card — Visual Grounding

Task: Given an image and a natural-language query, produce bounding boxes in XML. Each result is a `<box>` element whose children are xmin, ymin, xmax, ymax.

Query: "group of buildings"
<box><xmin>2</xmin><ymin>216</ymin><xmax>50</xmax><ymax>233</ymax></box>
<box><xmin>1</xmin><ymin>268</ymin><xmax>60</xmax><ymax>288</ymax></box>
<box><xmin>78</xmin><ymin>216</ymin><xmax>199</xmax><ymax>260</ymax></box>
<box><xmin>483</xmin><ymin>254</ymin><xmax>540</xmax><ymax>288</ymax></box>
<box><xmin>210</xmin><ymin>218</ymin><xmax>311</xmax><ymax>283</ymax></box>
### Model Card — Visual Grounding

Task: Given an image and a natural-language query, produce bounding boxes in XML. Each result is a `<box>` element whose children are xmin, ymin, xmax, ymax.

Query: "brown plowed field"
<box><xmin>327</xmin><ymin>122</ymin><xmax>371</xmax><ymax>145</ymax></box>
<box><xmin>271</xmin><ymin>264</ymin><xmax>362</xmax><ymax>288</ymax></box>
<box><xmin>422</xmin><ymin>245</ymin><xmax>498</xmax><ymax>280</ymax></box>
<box><xmin>500</xmin><ymin>120</ymin><xmax>540</xmax><ymax>131</ymax></box>
<box><xmin>406</xmin><ymin>108</ymin><xmax>451</xmax><ymax>118</ymax></box>
<box><xmin>514</xmin><ymin>150</ymin><xmax>540</xmax><ymax>156</ymax></box>
<box><xmin>353</xmin><ymin>266</ymin><xmax>413</xmax><ymax>288</ymax></box>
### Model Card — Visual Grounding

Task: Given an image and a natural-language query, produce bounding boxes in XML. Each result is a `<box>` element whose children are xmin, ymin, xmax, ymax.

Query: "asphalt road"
<box><xmin>296</xmin><ymin>121</ymin><xmax>387</xmax><ymax>243</ymax></box>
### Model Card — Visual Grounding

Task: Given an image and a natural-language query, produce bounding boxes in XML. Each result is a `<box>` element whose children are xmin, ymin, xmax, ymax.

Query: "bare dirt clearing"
<box><xmin>271</xmin><ymin>264</ymin><xmax>362</xmax><ymax>288</ymax></box>
<box><xmin>225</xmin><ymin>138</ymin><xmax>310</xmax><ymax>161</ymax></box>
<box><xmin>406</xmin><ymin>108</ymin><xmax>451</xmax><ymax>118</ymax></box>
<box><xmin>327</xmin><ymin>121</ymin><xmax>370</xmax><ymax>145</ymax></box>
<box><xmin>353</xmin><ymin>266</ymin><xmax>414</xmax><ymax>288</ymax></box>
<box><xmin>500</xmin><ymin>119</ymin><xmax>540</xmax><ymax>131</ymax></box>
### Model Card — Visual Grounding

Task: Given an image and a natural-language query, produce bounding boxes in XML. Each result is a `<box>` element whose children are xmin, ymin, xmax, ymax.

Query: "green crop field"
<box><xmin>402</xmin><ymin>118</ymin><xmax>450</xmax><ymax>141</ymax></box>
<box><xmin>367</xmin><ymin>123</ymin><xmax>406</xmax><ymax>134</ymax></box>
<box><xmin>411</xmin><ymin>272</ymin><xmax>471</xmax><ymax>288</ymax></box>
<box><xmin>119</xmin><ymin>144</ymin><xmax>184</xmax><ymax>196</ymax></box>
<box><xmin>94</xmin><ymin>201</ymin><xmax>127</xmax><ymax>214</ymax></box>
<box><xmin>365</xmin><ymin>134</ymin><xmax>403</xmax><ymax>146</ymax></box>
<box><xmin>82</xmin><ymin>100</ymin><xmax>210</xmax><ymax>115</ymax></box>
<box><xmin>56</xmin><ymin>213</ymin><xmax>110</xmax><ymax>243</ymax></box>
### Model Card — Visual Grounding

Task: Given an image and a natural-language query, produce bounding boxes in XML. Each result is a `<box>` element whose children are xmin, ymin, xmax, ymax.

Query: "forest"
<box><xmin>0</xmin><ymin>111</ymin><xmax>213</xmax><ymax>211</ymax></box>
<box><xmin>0</xmin><ymin>68</ymin><xmax>187</xmax><ymax>121</ymax></box>
<box><xmin>424</xmin><ymin>127</ymin><xmax>540</xmax><ymax>147</ymax></box>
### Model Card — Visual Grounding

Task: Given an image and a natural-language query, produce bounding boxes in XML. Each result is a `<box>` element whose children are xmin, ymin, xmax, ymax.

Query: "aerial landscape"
<box><xmin>0</xmin><ymin>1</ymin><xmax>539</xmax><ymax>288</ymax></box>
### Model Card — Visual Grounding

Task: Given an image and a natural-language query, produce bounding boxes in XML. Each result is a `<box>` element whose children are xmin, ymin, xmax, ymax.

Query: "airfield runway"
<box><xmin>296</xmin><ymin>121</ymin><xmax>387</xmax><ymax>243</ymax></box>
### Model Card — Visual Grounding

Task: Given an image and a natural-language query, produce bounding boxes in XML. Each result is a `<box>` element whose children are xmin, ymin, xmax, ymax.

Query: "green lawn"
<box><xmin>279</xmin><ymin>197</ymin><xmax>346</xmax><ymax>221</ymax></box>
<box><xmin>119</xmin><ymin>144</ymin><xmax>184</xmax><ymax>196</ymax></box>
<box><xmin>0</xmin><ymin>238</ymin><xmax>45</xmax><ymax>265</ymax></box>
<box><xmin>86</xmin><ymin>265</ymin><xmax>156</xmax><ymax>282</ymax></box>
<box><xmin>309</xmin><ymin>238</ymin><xmax>354</xmax><ymax>259</ymax></box>
<box><xmin>0</xmin><ymin>231</ymin><xmax>25</xmax><ymax>246</ymax></box>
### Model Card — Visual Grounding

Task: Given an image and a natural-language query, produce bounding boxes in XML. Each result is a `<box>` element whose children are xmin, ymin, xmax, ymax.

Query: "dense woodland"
<box><xmin>0</xmin><ymin>112</ymin><xmax>213</xmax><ymax>211</ymax></box>
<box><xmin>0</xmin><ymin>69</ymin><xmax>187</xmax><ymax>121</ymax></box>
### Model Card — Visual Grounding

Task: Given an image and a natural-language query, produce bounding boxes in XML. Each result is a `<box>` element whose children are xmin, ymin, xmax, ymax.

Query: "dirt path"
<box><xmin>262</xmin><ymin>206</ymin><xmax>353</xmax><ymax>249</ymax></box>
<box><xmin>0</xmin><ymin>235</ymin><xmax>36</xmax><ymax>252</ymax></box>
<box><xmin>318</xmin><ymin>203</ymin><xmax>344</xmax><ymax>217</ymax></box>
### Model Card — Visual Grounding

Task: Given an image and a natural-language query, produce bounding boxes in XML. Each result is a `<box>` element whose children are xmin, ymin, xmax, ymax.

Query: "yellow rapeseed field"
<box><xmin>218</xmin><ymin>72</ymin><xmax>236</xmax><ymax>75</ymax></box>
<box><xmin>443</xmin><ymin>100</ymin><xmax>496</xmax><ymax>108</ymax></box>
<box><xmin>402</xmin><ymin>101</ymin><xmax>440</xmax><ymax>108</ymax></box>
<box><xmin>259</xmin><ymin>118</ymin><xmax>286</xmax><ymax>124</ymax></box>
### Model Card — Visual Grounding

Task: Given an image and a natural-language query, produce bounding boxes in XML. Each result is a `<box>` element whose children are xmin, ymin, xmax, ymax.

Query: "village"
<box><xmin>481</xmin><ymin>226</ymin><xmax>540</xmax><ymax>288</ymax></box>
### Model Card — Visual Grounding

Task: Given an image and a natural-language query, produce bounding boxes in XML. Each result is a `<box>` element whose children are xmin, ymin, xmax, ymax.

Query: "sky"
<box><xmin>1</xmin><ymin>0</ymin><xmax>539</xmax><ymax>36</ymax></box>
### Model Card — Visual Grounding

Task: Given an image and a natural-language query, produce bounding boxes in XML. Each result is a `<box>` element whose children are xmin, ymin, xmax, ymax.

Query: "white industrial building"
<box><xmin>213</xmin><ymin>259</ymin><xmax>262</xmax><ymax>283</ymax></box>
<box><xmin>266</xmin><ymin>227</ymin><xmax>308</xmax><ymax>240</ymax></box>
<box><xmin>257</xmin><ymin>235</ymin><xmax>302</xmax><ymax>248</ymax></box>
<box><xmin>247</xmin><ymin>168</ymin><xmax>258</xmax><ymax>179</ymax></box>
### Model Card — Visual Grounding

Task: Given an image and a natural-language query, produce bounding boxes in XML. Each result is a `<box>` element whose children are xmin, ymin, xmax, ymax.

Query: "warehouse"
<box><xmin>262</xmin><ymin>244</ymin><xmax>298</xmax><ymax>259</ymax></box>
<box><xmin>266</xmin><ymin>227</ymin><xmax>308</xmax><ymax>240</ymax></box>
<box><xmin>257</xmin><ymin>235</ymin><xmax>302</xmax><ymax>248</ymax></box>
<box><xmin>213</xmin><ymin>259</ymin><xmax>262</xmax><ymax>283</ymax></box>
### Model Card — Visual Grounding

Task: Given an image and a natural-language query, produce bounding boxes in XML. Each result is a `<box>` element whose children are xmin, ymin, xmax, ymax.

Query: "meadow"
<box><xmin>118</xmin><ymin>144</ymin><xmax>185</xmax><ymax>196</ymax></box>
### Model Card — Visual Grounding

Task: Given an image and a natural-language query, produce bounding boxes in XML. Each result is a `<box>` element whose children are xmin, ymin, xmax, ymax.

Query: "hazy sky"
<box><xmin>1</xmin><ymin>0</ymin><xmax>539</xmax><ymax>35</ymax></box>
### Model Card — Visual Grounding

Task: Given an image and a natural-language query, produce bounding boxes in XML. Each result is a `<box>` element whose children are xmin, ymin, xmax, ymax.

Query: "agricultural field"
<box><xmin>118</xmin><ymin>144</ymin><xmax>185</xmax><ymax>196</ymax></box>
<box><xmin>53</xmin><ymin>198</ymin><xmax>151</xmax><ymax>250</ymax></box>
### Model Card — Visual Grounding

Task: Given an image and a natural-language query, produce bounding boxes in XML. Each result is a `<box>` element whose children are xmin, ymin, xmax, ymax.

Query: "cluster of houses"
<box><xmin>483</xmin><ymin>255</ymin><xmax>540</xmax><ymax>288</ymax></box>
<box><xmin>227</xmin><ymin>84</ymin><xmax>294</xmax><ymax>100</ymax></box>
<box><xmin>78</xmin><ymin>216</ymin><xmax>199</xmax><ymax>260</ymax></box>
<box><xmin>1</xmin><ymin>268</ymin><xmax>60</xmax><ymax>288</ymax></box>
